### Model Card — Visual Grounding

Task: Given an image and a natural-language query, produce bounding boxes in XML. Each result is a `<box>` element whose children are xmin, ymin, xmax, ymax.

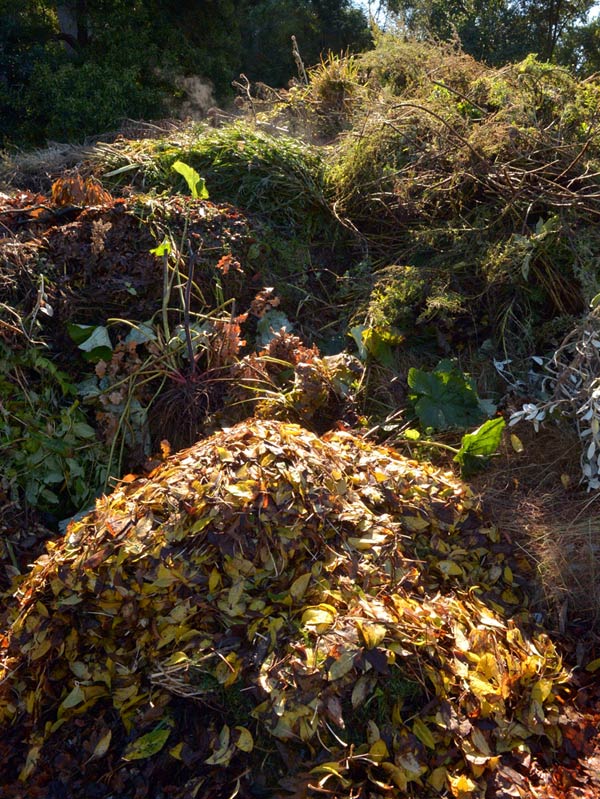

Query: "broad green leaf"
<box><xmin>361</xmin><ymin>327</ymin><xmax>396</xmax><ymax>369</ymax></box>
<box><xmin>172</xmin><ymin>160</ymin><xmax>209</xmax><ymax>199</ymax></box>
<box><xmin>72</xmin><ymin>422</ymin><xmax>96</xmax><ymax>439</ymax></box>
<box><xmin>454</xmin><ymin>417</ymin><xmax>506</xmax><ymax>477</ymax></box>
<box><xmin>122</xmin><ymin>726</ymin><xmax>171</xmax><ymax>761</ymax></box>
<box><xmin>150</xmin><ymin>238</ymin><xmax>172</xmax><ymax>257</ymax></box>
<box><xmin>67</xmin><ymin>322</ymin><xmax>95</xmax><ymax>346</ymax></box>
<box><xmin>67</xmin><ymin>323</ymin><xmax>113</xmax><ymax>363</ymax></box>
<box><xmin>408</xmin><ymin>359</ymin><xmax>492</xmax><ymax>430</ymax></box>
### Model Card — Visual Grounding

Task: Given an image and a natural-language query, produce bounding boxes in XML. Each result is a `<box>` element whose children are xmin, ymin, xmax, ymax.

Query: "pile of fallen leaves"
<box><xmin>0</xmin><ymin>420</ymin><xmax>572</xmax><ymax>798</ymax></box>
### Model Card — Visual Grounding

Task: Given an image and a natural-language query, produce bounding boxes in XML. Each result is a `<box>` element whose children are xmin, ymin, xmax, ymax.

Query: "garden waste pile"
<box><xmin>0</xmin><ymin>419</ymin><xmax>570</xmax><ymax>798</ymax></box>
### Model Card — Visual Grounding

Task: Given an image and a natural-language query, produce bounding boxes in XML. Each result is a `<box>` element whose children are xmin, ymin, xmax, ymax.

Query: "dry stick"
<box><xmin>184</xmin><ymin>248</ymin><xmax>196</xmax><ymax>371</ymax></box>
<box><xmin>231</xmin><ymin>74</ymin><xmax>256</xmax><ymax>123</ymax></box>
<box><xmin>291</xmin><ymin>35</ymin><xmax>308</xmax><ymax>86</ymax></box>
<box><xmin>428</xmin><ymin>78</ymin><xmax>487</xmax><ymax>114</ymax></box>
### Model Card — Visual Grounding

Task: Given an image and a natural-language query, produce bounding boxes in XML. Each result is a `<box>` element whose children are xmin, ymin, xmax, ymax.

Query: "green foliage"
<box><xmin>0</xmin><ymin>344</ymin><xmax>107</xmax><ymax>516</ymax></box>
<box><xmin>67</xmin><ymin>322</ymin><xmax>114</xmax><ymax>363</ymax></box>
<box><xmin>454</xmin><ymin>417</ymin><xmax>505</xmax><ymax>476</ymax></box>
<box><xmin>103</xmin><ymin>122</ymin><xmax>332</xmax><ymax>236</ymax></box>
<box><xmin>408</xmin><ymin>359</ymin><xmax>493</xmax><ymax>430</ymax></box>
<box><xmin>350</xmin><ymin>324</ymin><xmax>401</xmax><ymax>368</ymax></box>
<box><xmin>171</xmin><ymin>160</ymin><xmax>209</xmax><ymax>200</ymax></box>
<box><xmin>240</xmin><ymin>0</ymin><xmax>370</xmax><ymax>88</ymax></box>
<box><xmin>0</xmin><ymin>0</ymin><xmax>370</xmax><ymax>146</ymax></box>
<box><xmin>386</xmin><ymin>0</ymin><xmax>594</xmax><ymax>64</ymax></box>
<box><xmin>330</xmin><ymin>37</ymin><xmax>600</xmax><ymax>357</ymax></box>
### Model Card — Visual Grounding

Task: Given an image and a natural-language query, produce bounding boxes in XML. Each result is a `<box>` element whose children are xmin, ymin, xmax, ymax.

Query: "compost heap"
<box><xmin>0</xmin><ymin>420</ymin><xmax>567</xmax><ymax>798</ymax></box>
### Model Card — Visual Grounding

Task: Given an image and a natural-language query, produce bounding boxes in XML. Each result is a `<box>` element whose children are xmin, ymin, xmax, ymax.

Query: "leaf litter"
<box><xmin>0</xmin><ymin>419</ymin><xmax>575</xmax><ymax>797</ymax></box>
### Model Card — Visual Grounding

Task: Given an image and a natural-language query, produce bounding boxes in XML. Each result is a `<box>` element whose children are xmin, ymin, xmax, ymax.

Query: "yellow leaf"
<box><xmin>381</xmin><ymin>762</ymin><xmax>408</xmax><ymax>790</ymax></box>
<box><xmin>328</xmin><ymin>647</ymin><xmax>358</xmax><ymax>681</ymax></box>
<box><xmin>35</xmin><ymin>601</ymin><xmax>49</xmax><ymax>618</ymax></box>
<box><xmin>169</xmin><ymin>742</ymin><xmax>184</xmax><ymax>760</ymax></box>
<box><xmin>91</xmin><ymin>729</ymin><xmax>112</xmax><ymax>760</ymax></box>
<box><xmin>369</xmin><ymin>738</ymin><xmax>389</xmax><ymax>763</ymax></box>
<box><xmin>366</xmin><ymin>720</ymin><xmax>380</xmax><ymax>744</ymax></box>
<box><xmin>355</xmin><ymin>620</ymin><xmax>386</xmax><ymax>649</ymax></box>
<box><xmin>208</xmin><ymin>568</ymin><xmax>221</xmax><ymax>593</ymax></box>
<box><xmin>301</xmin><ymin>604</ymin><xmax>337</xmax><ymax>633</ymax></box>
<box><xmin>289</xmin><ymin>572</ymin><xmax>311</xmax><ymax>601</ymax></box>
<box><xmin>18</xmin><ymin>744</ymin><xmax>41</xmax><ymax>781</ymax></box>
<box><xmin>310</xmin><ymin>762</ymin><xmax>353</xmax><ymax>789</ymax></box>
<box><xmin>113</xmin><ymin>684</ymin><xmax>138</xmax><ymax>708</ymax></box>
<box><xmin>224</xmin><ymin>481</ymin><xmax>257</xmax><ymax>500</ymax></box>
<box><xmin>391</xmin><ymin>700</ymin><xmax>403</xmax><ymax>725</ymax></box>
<box><xmin>351</xmin><ymin>674</ymin><xmax>375</xmax><ymax>709</ymax></box>
<box><xmin>585</xmin><ymin>657</ymin><xmax>600</xmax><ymax>673</ymax></box>
<box><xmin>30</xmin><ymin>638</ymin><xmax>52</xmax><ymax>661</ymax></box>
<box><xmin>161</xmin><ymin>651</ymin><xmax>190</xmax><ymax>668</ymax></box>
<box><xmin>510</xmin><ymin>434</ymin><xmax>524</xmax><ymax>453</ymax></box>
<box><xmin>412</xmin><ymin>718</ymin><xmax>435</xmax><ymax>749</ymax></box>
<box><xmin>452</xmin><ymin>624</ymin><xmax>471</xmax><ymax>652</ymax></box>
<box><xmin>70</xmin><ymin>661</ymin><xmax>91</xmax><ymax>680</ymax></box>
<box><xmin>501</xmin><ymin>588</ymin><xmax>520</xmax><ymax>604</ymax></box>
<box><xmin>477</xmin><ymin>653</ymin><xmax>500</xmax><ymax>682</ymax></box>
<box><xmin>428</xmin><ymin>766</ymin><xmax>447</xmax><ymax>791</ymax></box>
<box><xmin>402</xmin><ymin>515</ymin><xmax>429</xmax><ymax>532</ymax></box>
<box><xmin>215</xmin><ymin>652</ymin><xmax>242</xmax><ymax>687</ymax></box>
<box><xmin>123</xmin><ymin>727</ymin><xmax>171</xmax><ymax>761</ymax></box>
<box><xmin>347</xmin><ymin>532</ymin><xmax>389</xmax><ymax>549</ymax></box>
<box><xmin>531</xmin><ymin>679</ymin><xmax>553</xmax><ymax>704</ymax></box>
<box><xmin>60</xmin><ymin>684</ymin><xmax>85</xmax><ymax>711</ymax></box>
<box><xmin>448</xmin><ymin>773</ymin><xmax>478</xmax><ymax>798</ymax></box>
<box><xmin>234</xmin><ymin>726</ymin><xmax>254</xmax><ymax>752</ymax></box>
<box><xmin>438</xmin><ymin>560</ymin><xmax>464</xmax><ymax>577</ymax></box>
<box><xmin>560</xmin><ymin>473</ymin><xmax>571</xmax><ymax>489</ymax></box>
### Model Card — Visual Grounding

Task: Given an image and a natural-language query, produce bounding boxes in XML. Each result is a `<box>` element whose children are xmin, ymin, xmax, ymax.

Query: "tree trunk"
<box><xmin>56</xmin><ymin>1</ymin><xmax>89</xmax><ymax>52</ymax></box>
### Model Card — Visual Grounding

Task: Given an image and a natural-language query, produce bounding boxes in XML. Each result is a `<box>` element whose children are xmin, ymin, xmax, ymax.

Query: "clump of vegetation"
<box><xmin>329</xmin><ymin>42</ymin><xmax>600</xmax><ymax>357</ymax></box>
<box><xmin>0</xmin><ymin>343</ymin><xmax>107</xmax><ymax>517</ymax></box>
<box><xmin>97</xmin><ymin>122</ymin><xmax>332</xmax><ymax>236</ymax></box>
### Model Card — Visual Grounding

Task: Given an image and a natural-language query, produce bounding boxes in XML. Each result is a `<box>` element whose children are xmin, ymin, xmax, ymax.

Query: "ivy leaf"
<box><xmin>454</xmin><ymin>417</ymin><xmax>506</xmax><ymax>477</ymax></box>
<box><xmin>67</xmin><ymin>324</ymin><xmax>113</xmax><ymax>363</ymax></box>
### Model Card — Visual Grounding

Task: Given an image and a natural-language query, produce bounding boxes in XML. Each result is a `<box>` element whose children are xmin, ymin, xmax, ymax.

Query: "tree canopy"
<box><xmin>1</xmin><ymin>0</ymin><xmax>599</xmax><ymax>146</ymax></box>
<box><xmin>0</xmin><ymin>0</ymin><xmax>370</xmax><ymax>145</ymax></box>
<box><xmin>383</xmin><ymin>0</ymin><xmax>597</xmax><ymax>64</ymax></box>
